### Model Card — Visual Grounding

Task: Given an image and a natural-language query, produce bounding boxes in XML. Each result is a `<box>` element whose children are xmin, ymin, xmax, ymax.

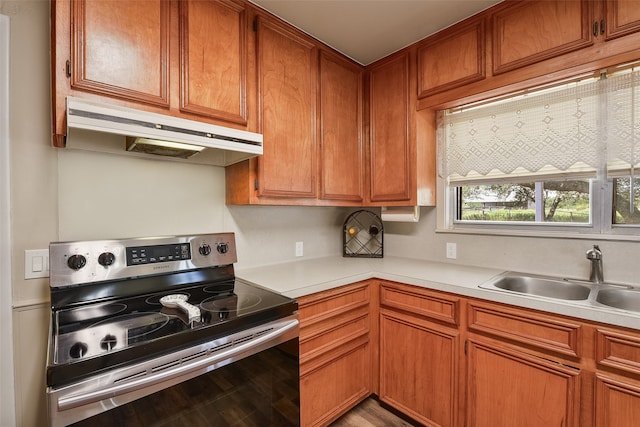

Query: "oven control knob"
<box><xmin>199</xmin><ymin>244</ymin><xmax>212</xmax><ymax>256</ymax></box>
<box><xmin>100</xmin><ymin>334</ymin><xmax>117</xmax><ymax>351</ymax></box>
<box><xmin>217</xmin><ymin>243</ymin><xmax>229</xmax><ymax>254</ymax></box>
<box><xmin>98</xmin><ymin>252</ymin><xmax>116</xmax><ymax>267</ymax></box>
<box><xmin>67</xmin><ymin>254</ymin><xmax>87</xmax><ymax>271</ymax></box>
<box><xmin>69</xmin><ymin>342</ymin><xmax>88</xmax><ymax>359</ymax></box>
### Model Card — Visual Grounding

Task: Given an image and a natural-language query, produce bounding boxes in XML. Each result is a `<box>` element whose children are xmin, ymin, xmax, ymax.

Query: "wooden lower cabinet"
<box><xmin>296</xmin><ymin>279</ymin><xmax>640</xmax><ymax>427</ymax></box>
<box><xmin>300</xmin><ymin>341</ymin><xmax>371</xmax><ymax>427</ymax></box>
<box><xmin>595</xmin><ymin>374</ymin><xmax>640</xmax><ymax>427</ymax></box>
<box><xmin>379</xmin><ymin>309</ymin><xmax>459</xmax><ymax>427</ymax></box>
<box><xmin>297</xmin><ymin>281</ymin><xmax>373</xmax><ymax>427</ymax></box>
<box><xmin>466</xmin><ymin>339</ymin><xmax>581</xmax><ymax>427</ymax></box>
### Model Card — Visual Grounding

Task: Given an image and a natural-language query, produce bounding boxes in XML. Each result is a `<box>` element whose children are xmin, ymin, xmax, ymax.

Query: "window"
<box><xmin>439</xmin><ymin>65</ymin><xmax>640</xmax><ymax>235</ymax></box>
<box><xmin>458</xmin><ymin>180</ymin><xmax>590</xmax><ymax>224</ymax></box>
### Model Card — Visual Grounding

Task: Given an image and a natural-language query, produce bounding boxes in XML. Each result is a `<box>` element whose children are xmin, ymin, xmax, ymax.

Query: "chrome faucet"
<box><xmin>586</xmin><ymin>244</ymin><xmax>604</xmax><ymax>284</ymax></box>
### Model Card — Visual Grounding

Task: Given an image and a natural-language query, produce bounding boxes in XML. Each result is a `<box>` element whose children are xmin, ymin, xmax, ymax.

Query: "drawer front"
<box><xmin>468</xmin><ymin>300</ymin><xmax>582</xmax><ymax>357</ymax></box>
<box><xmin>300</xmin><ymin>309</ymin><xmax>369</xmax><ymax>362</ymax></box>
<box><xmin>379</xmin><ymin>281</ymin><xmax>459</xmax><ymax>325</ymax></box>
<box><xmin>597</xmin><ymin>328</ymin><xmax>640</xmax><ymax>375</ymax></box>
<box><xmin>298</xmin><ymin>281</ymin><xmax>370</xmax><ymax>325</ymax></box>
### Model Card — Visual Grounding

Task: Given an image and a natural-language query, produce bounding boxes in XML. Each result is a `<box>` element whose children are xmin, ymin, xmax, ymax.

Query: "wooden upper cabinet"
<box><xmin>604</xmin><ymin>0</ymin><xmax>640</xmax><ymax>40</ymax></box>
<box><xmin>417</xmin><ymin>19</ymin><xmax>485</xmax><ymax>98</ymax></box>
<box><xmin>319</xmin><ymin>51</ymin><xmax>364</xmax><ymax>203</ymax></box>
<box><xmin>179</xmin><ymin>0</ymin><xmax>247</xmax><ymax>125</ymax></box>
<box><xmin>256</xmin><ymin>16</ymin><xmax>318</xmax><ymax>198</ymax></box>
<box><xmin>492</xmin><ymin>0</ymin><xmax>592</xmax><ymax>74</ymax></box>
<box><xmin>51</xmin><ymin>0</ymin><xmax>252</xmax><ymax>147</ymax></box>
<box><xmin>368</xmin><ymin>52</ymin><xmax>414</xmax><ymax>204</ymax></box>
<box><xmin>71</xmin><ymin>0</ymin><xmax>170</xmax><ymax>106</ymax></box>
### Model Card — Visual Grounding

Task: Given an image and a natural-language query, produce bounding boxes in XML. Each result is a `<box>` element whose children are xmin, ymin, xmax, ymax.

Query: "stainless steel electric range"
<box><xmin>46</xmin><ymin>233</ymin><xmax>300</xmax><ymax>427</ymax></box>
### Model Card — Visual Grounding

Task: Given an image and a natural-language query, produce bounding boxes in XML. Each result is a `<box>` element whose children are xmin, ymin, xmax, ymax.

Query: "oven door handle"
<box><xmin>57</xmin><ymin>318</ymin><xmax>298</xmax><ymax>411</ymax></box>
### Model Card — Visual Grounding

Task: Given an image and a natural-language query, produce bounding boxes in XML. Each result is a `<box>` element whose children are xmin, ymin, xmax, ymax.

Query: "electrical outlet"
<box><xmin>295</xmin><ymin>241</ymin><xmax>303</xmax><ymax>257</ymax></box>
<box><xmin>446</xmin><ymin>242</ymin><xmax>457</xmax><ymax>260</ymax></box>
<box><xmin>25</xmin><ymin>249</ymin><xmax>49</xmax><ymax>279</ymax></box>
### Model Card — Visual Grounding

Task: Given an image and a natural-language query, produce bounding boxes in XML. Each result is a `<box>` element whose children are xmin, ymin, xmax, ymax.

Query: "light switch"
<box><xmin>25</xmin><ymin>249</ymin><xmax>49</xmax><ymax>279</ymax></box>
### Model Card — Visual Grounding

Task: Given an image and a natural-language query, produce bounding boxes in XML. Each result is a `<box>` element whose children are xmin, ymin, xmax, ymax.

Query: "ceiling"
<box><xmin>249</xmin><ymin>0</ymin><xmax>503</xmax><ymax>65</ymax></box>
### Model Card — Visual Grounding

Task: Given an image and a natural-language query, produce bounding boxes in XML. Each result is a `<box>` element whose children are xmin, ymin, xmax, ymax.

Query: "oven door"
<box><xmin>48</xmin><ymin>316</ymin><xmax>299</xmax><ymax>427</ymax></box>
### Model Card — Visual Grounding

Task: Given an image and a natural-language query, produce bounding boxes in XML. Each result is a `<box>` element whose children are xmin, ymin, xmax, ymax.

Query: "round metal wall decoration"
<box><xmin>343</xmin><ymin>210</ymin><xmax>383</xmax><ymax>258</ymax></box>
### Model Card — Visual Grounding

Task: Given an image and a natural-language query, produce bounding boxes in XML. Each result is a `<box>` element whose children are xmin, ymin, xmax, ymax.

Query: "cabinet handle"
<box><xmin>593</xmin><ymin>21</ymin><xmax>599</xmax><ymax>37</ymax></box>
<box><xmin>65</xmin><ymin>60</ymin><xmax>72</xmax><ymax>78</ymax></box>
<box><xmin>600</xmin><ymin>19</ymin><xmax>606</xmax><ymax>35</ymax></box>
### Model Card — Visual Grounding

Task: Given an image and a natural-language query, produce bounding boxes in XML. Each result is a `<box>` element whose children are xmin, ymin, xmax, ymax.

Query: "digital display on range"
<box><xmin>126</xmin><ymin>243</ymin><xmax>191</xmax><ymax>266</ymax></box>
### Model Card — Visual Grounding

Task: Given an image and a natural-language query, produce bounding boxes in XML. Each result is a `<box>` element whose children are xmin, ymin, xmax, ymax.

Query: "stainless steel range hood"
<box><xmin>64</xmin><ymin>97</ymin><xmax>263</xmax><ymax>166</ymax></box>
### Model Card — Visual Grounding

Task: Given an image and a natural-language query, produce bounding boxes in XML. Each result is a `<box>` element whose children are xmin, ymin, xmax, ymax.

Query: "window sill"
<box><xmin>436</xmin><ymin>226</ymin><xmax>640</xmax><ymax>242</ymax></box>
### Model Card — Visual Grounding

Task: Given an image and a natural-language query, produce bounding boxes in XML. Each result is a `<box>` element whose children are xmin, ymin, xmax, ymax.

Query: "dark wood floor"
<box><xmin>329</xmin><ymin>397</ymin><xmax>418</xmax><ymax>427</ymax></box>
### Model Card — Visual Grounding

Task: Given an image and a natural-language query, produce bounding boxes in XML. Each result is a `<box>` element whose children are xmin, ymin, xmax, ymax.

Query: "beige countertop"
<box><xmin>237</xmin><ymin>256</ymin><xmax>640</xmax><ymax>330</ymax></box>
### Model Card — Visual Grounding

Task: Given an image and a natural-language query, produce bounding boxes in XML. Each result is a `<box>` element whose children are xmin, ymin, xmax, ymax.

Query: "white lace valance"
<box><xmin>605</xmin><ymin>69</ymin><xmax>640</xmax><ymax>177</ymax></box>
<box><xmin>441</xmin><ymin>78</ymin><xmax>602</xmax><ymax>184</ymax></box>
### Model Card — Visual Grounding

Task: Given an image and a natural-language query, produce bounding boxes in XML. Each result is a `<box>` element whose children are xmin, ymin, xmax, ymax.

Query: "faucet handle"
<box><xmin>586</xmin><ymin>244</ymin><xmax>602</xmax><ymax>260</ymax></box>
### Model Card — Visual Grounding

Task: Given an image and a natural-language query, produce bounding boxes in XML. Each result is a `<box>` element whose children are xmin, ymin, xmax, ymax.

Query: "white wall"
<box><xmin>385</xmin><ymin>207</ymin><xmax>640</xmax><ymax>286</ymax></box>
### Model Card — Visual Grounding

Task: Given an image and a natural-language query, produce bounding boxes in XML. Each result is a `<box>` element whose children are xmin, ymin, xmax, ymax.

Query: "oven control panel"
<box><xmin>126</xmin><ymin>243</ymin><xmax>191</xmax><ymax>266</ymax></box>
<box><xmin>49</xmin><ymin>233</ymin><xmax>238</xmax><ymax>288</ymax></box>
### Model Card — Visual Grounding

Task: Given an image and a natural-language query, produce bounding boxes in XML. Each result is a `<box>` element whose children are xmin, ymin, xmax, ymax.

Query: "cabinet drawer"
<box><xmin>597</xmin><ymin>328</ymin><xmax>640</xmax><ymax>376</ymax></box>
<box><xmin>379</xmin><ymin>281</ymin><xmax>459</xmax><ymax>326</ymax></box>
<box><xmin>298</xmin><ymin>281</ymin><xmax>370</xmax><ymax>325</ymax></box>
<box><xmin>300</xmin><ymin>309</ymin><xmax>369</xmax><ymax>362</ymax></box>
<box><xmin>468</xmin><ymin>300</ymin><xmax>582</xmax><ymax>357</ymax></box>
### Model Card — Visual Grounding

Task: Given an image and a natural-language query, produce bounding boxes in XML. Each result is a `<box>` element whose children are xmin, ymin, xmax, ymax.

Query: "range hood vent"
<box><xmin>64</xmin><ymin>96</ymin><xmax>263</xmax><ymax>166</ymax></box>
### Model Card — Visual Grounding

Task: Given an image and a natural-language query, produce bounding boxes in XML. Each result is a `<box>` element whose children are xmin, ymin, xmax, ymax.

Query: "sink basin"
<box><xmin>596</xmin><ymin>289</ymin><xmax>640</xmax><ymax>312</ymax></box>
<box><xmin>487</xmin><ymin>275</ymin><xmax>592</xmax><ymax>300</ymax></box>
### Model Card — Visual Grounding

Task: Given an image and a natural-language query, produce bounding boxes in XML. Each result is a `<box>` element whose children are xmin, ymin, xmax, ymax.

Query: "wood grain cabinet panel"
<box><xmin>318</xmin><ymin>50</ymin><xmax>364</xmax><ymax>202</ymax></box>
<box><xmin>368</xmin><ymin>52</ymin><xmax>414</xmax><ymax>203</ymax></box>
<box><xmin>492</xmin><ymin>0</ymin><xmax>592</xmax><ymax>74</ymax></box>
<box><xmin>256</xmin><ymin>16</ymin><xmax>317</xmax><ymax>198</ymax></box>
<box><xmin>417</xmin><ymin>19</ymin><xmax>485</xmax><ymax>98</ymax></box>
<box><xmin>468</xmin><ymin>300</ymin><xmax>582</xmax><ymax>357</ymax></box>
<box><xmin>596</xmin><ymin>327</ymin><xmax>640</xmax><ymax>375</ymax></box>
<box><xmin>379</xmin><ymin>281</ymin><xmax>459</xmax><ymax>326</ymax></box>
<box><xmin>71</xmin><ymin>0</ymin><xmax>170</xmax><ymax>106</ymax></box>
<box><xmin>301</xmin><ymin>341</ymin><xmax>371</xmax><ymax>427</ymax></box>
<box><xmin>466</xmin><ymin>340</ymin><xmax>581</xmax><ymax>427</ymax></box>
<box><xmin>179</xmin><ymin>0</ymin><xmax>247</xmax><ymax>124</ymax></box>
<box><xmin>379</xmin><ymin>308</ymin><xmax>459</xmax><ymax>427</ymax></box>
<box><xmin>605</xmin><ymin>0</ymin><xmax>640</xmax><ymax>40</ymax></box>
<box><xmin>298</xmin><ymin>281</ymin><xmax>372</xmax><ymax>427</ymax></box>
<box><xmin>595</xmin><ymin>374</ymin><xmax>640</xmax><ymax>427</ymax></box>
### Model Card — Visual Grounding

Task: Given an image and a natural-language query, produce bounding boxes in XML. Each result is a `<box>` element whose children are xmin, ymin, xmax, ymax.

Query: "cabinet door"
<box><xmin>71</xmin><ymin>0</ymin><xmax>170</xmax><ymax>106</ymax></box>
<box><xmin>379</xmin><ymin>309</ymin><xmax>458</xmax><ymax>426</ymax></box>
<box><xmin>417</xmin><ymin>19</ymin><xmax>485</xmax><ymax>98</ymax></box>
<box><xmin>256</xmin><ymin>17</ymin><xmax>317</xmax><ymax>198</ymax></box>
<box><xmin>319</xmin><ymin>51</ymin><xmax>364</xmax><ymax>202</ymax></box>
<box><xmin>368</xmin><ymin>52</ymin><xmax>414</xmax><ymax>203</ymax></box>
<box><xmin>301</xmin><ymin>341</ymin><xmax>371</xmax><ymax>427</ymax></box>
<box><xmin>492</xmin><ymin>0</ymin><xmax>592</xmax><ymax>74</ymax></box>
<box><xmin>595</xmin><ymin>374</ymin><xmax>640</xmax><ymax>427</ymax></box>
<box><xmin>605</xmin><ymin>0</ymin><xmax>640</xmax><ymax>40</ymax></box>
<box><xmin>179</xmin><ymin>0</ymin><xmax>247</xmax><ymax>124</ymax></box>
<box><xmin>466</xmin><ymin>340</ymin><xmax>581</xmax><ymax>427</ymax></box>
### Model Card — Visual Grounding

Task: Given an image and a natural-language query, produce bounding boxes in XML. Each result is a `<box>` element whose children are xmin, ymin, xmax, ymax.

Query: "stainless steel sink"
<box><xmin>595</xmin><ymin>289</ymin><xmax>640</xmax><ymax>312</ymax></box>
<box><xmin>487</xmin><ymin>275</ymin><xmax>592</xmax><ymax>300</ymax></box>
